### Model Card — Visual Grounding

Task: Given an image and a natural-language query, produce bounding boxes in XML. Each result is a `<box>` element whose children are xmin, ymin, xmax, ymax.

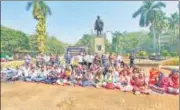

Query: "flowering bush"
<box><xmin>162</xmin><ymin>58</ymin><xmax>179</xmax><ymax>66</ymax></box>
<box><xmin>1</xmin><ymin>61</ymin><xmax>24</xmax><ymax>68</ymax></box>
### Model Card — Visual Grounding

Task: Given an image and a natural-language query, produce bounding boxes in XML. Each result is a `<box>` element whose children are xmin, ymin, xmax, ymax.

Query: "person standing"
<box><xmin>44</xmin><ymin>54</ymin><xmax>50</xmax><ymax>66</ymax></box>
<box><xmin>129</xmin><ymin>53</ymin><xmax>135</xmax><ymax>68</ymax></box>
<box><xmin>24</xmin><ymin>54</ymin><xmax>31</xmax><ymax>67</ymax></box>
<box><xmin>65</xmin><ymin>51</ymin><xmax>72</xmax><ymax>64</ymax></box>
<box><xmin>39</xmin><ymin>54</ymin><xmax>45</xmax><ymax>67</ymax></box>
<box><xmin>55</xmin><ymin>55</ymin><xmax>60</xmax><ymax>66</ymax></box>
<box><xmin>116</xmin><ymin>53</ymin><xmax>122</xmax><ymax>63</ymax></box>
<box><xmin>83</xmin><ymin>52</ymin><xmax>90</xmax><ymax>67</ymax></box>
<box><xmin>116</xmin><ymin>53</ymin><xmax>123</xmax><ymax>67</ymax></box>
<box><xmin>77</xmin><ymin>53</ymin><xmax>83</xmax><ymax>65</ymax></box>
<box><xmin>108</xmin><ymin>53</ymin><xmax>115</xmax><ymax>67</ymax></box>
<box><xmin>102</xmin><ymin>54</ymin><xmax>108</xmax><ymax>67</ymax></box>
<box><xmin>50</xmin><ymin>54</ymin><xmax>55</xmax><ymax>66</ymax></box>
<box><xmin>36</xmin><ymin>55</ymin><xmax>40</xmax><ymax>68</ymax></box>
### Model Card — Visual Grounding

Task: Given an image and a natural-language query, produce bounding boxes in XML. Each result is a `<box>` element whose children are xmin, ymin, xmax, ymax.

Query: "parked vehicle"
<box><xmin>136</xmin><ymin>56</ymin><xmax>148</xmax><ymax>59</ymax></box>
<box><xmin>0</xmin><ymin>57</ymin><xmax>6</xmax><ymax>62</ymax></box>
<box><xmin>6</xmin><ymin>56</ymin><xmax>14</xmax><ymax>61</ymax></box>
<box><xmin>66</xmin><ymin>46</ymin><xmax>88</xmax><ymax>56</ymax></box>
<box><xmin>149</xmin><ymin>55</ymin><xmax>166</xmax><ymax>61</ymax></box>
<box><xmin>0</xmin><ymin>55</ymin><xmax>14</xmax><ymax>62</ymax></box>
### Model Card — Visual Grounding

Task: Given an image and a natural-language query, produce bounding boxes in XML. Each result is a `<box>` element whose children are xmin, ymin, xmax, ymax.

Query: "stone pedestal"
<box><xmin>94</xmin><ymin>35</ymin><xmax>105</xmax><ymax>55</ymax></box>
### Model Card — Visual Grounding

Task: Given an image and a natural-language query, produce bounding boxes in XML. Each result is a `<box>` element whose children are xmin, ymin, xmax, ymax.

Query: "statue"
<box><xmin>94</xmin><ymin>16</ymin><xmax>104</xmax><ymax>36</ymax></box>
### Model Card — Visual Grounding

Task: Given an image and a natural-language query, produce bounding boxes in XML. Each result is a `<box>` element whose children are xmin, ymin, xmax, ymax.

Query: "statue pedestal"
<box><xmin>94</xmin><ymin>35</ymin><xmax>105</xmax><ymax>55</ymax></box>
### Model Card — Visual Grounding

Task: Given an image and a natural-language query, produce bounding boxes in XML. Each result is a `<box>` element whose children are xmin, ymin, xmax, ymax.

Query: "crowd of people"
<box><xmin>1</xmin><ymin>52</ymin><xmax>179</xmax><ymax>95</ymax></box>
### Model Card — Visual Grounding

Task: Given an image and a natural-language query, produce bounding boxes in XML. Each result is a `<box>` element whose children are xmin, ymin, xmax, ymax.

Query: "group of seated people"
<box><xmin>1</xmin><ymin>53</ymin><xmax>179</xmax><ymax>95</ymax></box>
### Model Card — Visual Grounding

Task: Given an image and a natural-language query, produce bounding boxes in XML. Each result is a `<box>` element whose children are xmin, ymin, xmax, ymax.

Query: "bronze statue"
<box><xmin>94</xmin><ymin>16</ymin><xmax>104</xmax><ymax>36</ymax></box>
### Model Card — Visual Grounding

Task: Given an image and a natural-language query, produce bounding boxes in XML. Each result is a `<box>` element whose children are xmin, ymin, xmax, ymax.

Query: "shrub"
<box><xmin>162</xmin><ymin>58</ymin><xmax>179</xmax><ymax>66</ymax></box>
<box><xmin>161</xmin><ymin>50</ymin><xmax>170</xmax><ymax>57</ymax></box>
<box><xmin>138</xmin><ymin>50</ymin><xmax>147</xmax><ymax>56</ymax></box>
<box><xmin>170</xmin><ymin>52</ymin><xmax>178</xmax><ymax>57</ymax></box>
<box><xmin>1</xmin><ymin>61</ymin><xmax>24</xmax><ymax>68</ymax></box>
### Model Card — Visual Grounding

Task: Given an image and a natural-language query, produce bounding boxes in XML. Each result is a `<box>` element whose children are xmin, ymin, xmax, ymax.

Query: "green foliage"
<box><xmin>36</xmin><ymin>15</ymin><xmax>46</xmax><ymax>53</ymax></box>
<box><xmin>45</xmin><ymin>36</ymin><xmax>68</xmax><ymax>55</ymax></box>
<box><xmin>132</xmin><ymin>1</ymin><xmax>166</xmax><ymax>27</ymax></box>
<box><xmin>170</xmin><ymin>52</ymin><xmax>178</xmax><ymax>57</ymax></box>
<box><xmin>76</xmin><ymin>34</ymin><xmax>94</xmax><ymax>53</ymax></box>
<box><xmin>133</xmin><ymin>1</ymin><xmax>166</xmax><ymax>53</ymax></box>
<box><xmin>1</xmin><ymin>26</ymin><xmax>30</xmax><ymax>55</ymax></box>
<box><xmin>138</xmin><ymin>50</ymin><xmax>147</xmax><ymax>56</ymax></box>
<box><xmin>26</xmin><ymin>0</ymin><xmax>51</xmax><ymax>20</ymax></box>
<box><xmin>112</xmin><ymin>31</ymin><xmax>149</xmax><ymax>54</ymax></box>
<box><xmin>104</xmin><ymin>39</ymin><xmax>112</xmax><ymax>53</ymax></box>
<box><xmin>26</xmin><ymin>1</ymin><xmax>51</xmax><ymax>53</ymax></box>
<box><xmin>1</xmin><ymin>26</ymin><xmax>68</xmax><ymax>55</ymax></box>
<box><xmin>29</xmin><ymin>34</ymin><xmax>38</xmax><ymax>51</ymax></box>
<box><xmin>75</xmin><ymin>34</ymin><xmax>112</xmax><ymax>54</ymax></box>
<box><xmin>161</xmin><ymin>49</ymin><xmax>170</xmax><ymax>57</ymax></box>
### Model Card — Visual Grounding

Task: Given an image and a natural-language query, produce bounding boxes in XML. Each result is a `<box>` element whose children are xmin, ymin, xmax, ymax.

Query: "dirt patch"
<box><xmin>1</xmin><ymin>82</ymin><xmax>178</xmax><ymax>110</ymax></box>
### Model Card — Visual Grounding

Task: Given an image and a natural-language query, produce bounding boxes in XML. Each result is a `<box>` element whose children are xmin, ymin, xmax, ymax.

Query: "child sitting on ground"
<box><xmin>103</xmin><ymin>66</ymin><xmax>116</xmax><ymax>89</ymax></box>
<box><xmin>149</xmin><ymin>68</ymin><xmax>160</xmax><ymax>85</ymax></box>
<box><xmin>94</xmin><ymin>68</ymin><xmax>104</xmax><ymax>88</ymax></box>
<box><xmin>167</xmin><ymin>70</ymin><xmax>179</xmax><ymax>95</ymax></box>
<box><xmin>112</xmin><ymin>67</ymin><xmax>120</xmax><ymax>89</ymax></box>
<box><xmin>119</xmin><ymin>69</ymin><xmax>133</xmax><ymax>92</ymax></box>
<box><xmin>131</xmin><ymin>73</ymin><xmax>151</xmax><ymax>95</ymax></box>
<box><xmin>80</xmin><ymin>71</ymin><xmax>96</xmax><ymax>87</ymax></box>
<box><xmin>149</xmin><ymin>71</ymin><xmax>168</xmax><ymax>94</ymax></box>
<box><xmin>74</xmin><ymin>65</ymin><xmax>83</xmax><ymax>85</ymax></box>
<box><xmin>56</xmin><ymin>66</ymin><xmax>72</xmax><ymax>85</ymax></box>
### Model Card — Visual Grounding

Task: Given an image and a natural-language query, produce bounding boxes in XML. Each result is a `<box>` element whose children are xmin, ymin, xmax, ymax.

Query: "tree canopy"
<box><xmin>1</xmin><ymin>26</ymin><xmax>68</xmax><ymax>56</ymax></box>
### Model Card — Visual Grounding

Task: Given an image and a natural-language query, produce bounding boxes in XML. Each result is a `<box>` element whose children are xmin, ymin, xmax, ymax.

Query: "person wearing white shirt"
<box><xmin>83</xmin><ymin>53</ymin><xmax>89</xmax><ymax>65</ymax></box>
<box><xmin>117</xmin><ymin>53</ymin><xmax>122</xmax><ymax>62</ymax></box>
<box><xmin>23</xmin><ymin>66</ymin><xmax>30</xmax><ymax>77</ymax></box>
<box><xmin>44</xmin><ymin>68</ymin><xmax>50</xmax><ymax>77</ymax></box>
<box><xmin>77</xmin><ymin>54</ymin><xmax>83</xmax><ymax>65</ymax></box>
<box><xmin>44</xmin><ymin>55</ymin><xmax>50</xmax><ymax>66</ymax></box>
<box><xmin>89</xmin><ymin>54</ymin><xmax>94</xmax><ymax>63</ymax></box>
<box><xmin>12</xmin><ymin>69</ymin><xmax>23</xmax><ymax>81</ymax></box>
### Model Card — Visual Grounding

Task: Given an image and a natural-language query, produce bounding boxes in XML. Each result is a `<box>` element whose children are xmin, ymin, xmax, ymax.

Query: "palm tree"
<box><xmin>26</xmin><ymin>0</ymin><xmax>51</xmax><ymax>19</ymax></box>
<box><xmin>152</xmin><ymin>12</ymin><xmax>168</xmax><ymax>54</ymax></box>
<box><xmin>168</xmin><ymin>12</ymin><xmax>179</xmax><ymax>52</ymax></box>
<box><xmin>168</xmin><ymin>12</ymin><xmax>179</xmax><ymax>39</ymax></box>
<box><xmin>132</xmin><ymin>1</ymin><xmax>166</xmax><ymax>54</ymax></box>
<box><xmin>26</xmin><ymin>0</ymin><xmax>51</xmax><ymax>53</ymax></box>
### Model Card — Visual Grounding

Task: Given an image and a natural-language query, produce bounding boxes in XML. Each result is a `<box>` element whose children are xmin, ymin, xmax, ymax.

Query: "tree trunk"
<box><xmin>158</xmin><ymin>34</ymin><xmax>161</xmax><ymax>55</ymax></box>
<box><xmin>36</xmin><ymin>15</ymin><xmax>46</xmax><ymax>54</ymax></box>
<box><xmin>152</xmin><ymin>24</ymin><xmax>156</xmax><ymax>54</ymax></box>
<box><xmin>174</xmin><ymin>26</ymin><xmax>176</xmax><ymax>51</ymax></box>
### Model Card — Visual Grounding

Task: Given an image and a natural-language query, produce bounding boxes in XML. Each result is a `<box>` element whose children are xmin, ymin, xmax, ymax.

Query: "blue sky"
<box><xmin>1</xmin><ymin>1</ymin><xmax>179</xmax><ymax>44</ymax></box>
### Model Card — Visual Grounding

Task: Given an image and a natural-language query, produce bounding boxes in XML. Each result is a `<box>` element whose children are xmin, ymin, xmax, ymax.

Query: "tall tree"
<box><xmin>26</xmin><ymin>0</ymin><xmax>51</xmax><ymax>53</ymax></box>
<box><xmin>112</xmin><ymin>31</ymin><xmax>123</xmax><ymax>53</ymax></box>
<box><xmin>132</xmin><ymin>1</ymin><xmax>166</xmax><ymax>54</ymax></box>
<box><xmin>168</xmin><ymin>12</ymin><xmax>179</xmax><ymax>39</ymax></box>
<box><xmin>168</xmin><ymin>12</ymin><xmax>179</xmax><ymax>52</ymax></box>
<box><xmin>1</xmin><ymin>26</ymin><xmax>30</xmax><ymax>55</ymax></box>
<box><xmin>148</xmin><ymin>12</ymin><xmax>168</xmax><ymax>54</ymax></box>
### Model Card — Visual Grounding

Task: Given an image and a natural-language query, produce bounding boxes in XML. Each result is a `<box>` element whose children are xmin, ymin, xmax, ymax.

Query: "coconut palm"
<box><xmin>26</xmin><ymin>0</ymin><xmax>51</xmax><ymax>53</ymax></box>
<box><xmin>151</xmin><ymin>12</ymin><xmax>168</xmax><ymax>54</ymax></box>
<box><xmin>132</xmin><ymin>1</ymin><xmax>166</xmax><ymax>54</ymax></box>
<box><xmin>26</xmin><ymin>0</ymin><xmax>51</xmax><ymax>19</ymax></box>
<box><xmin>167</xmin><ymin>12</ymin><xmax>179</xmax><ymax>52</ymax></box>
<box><xmin>168</xmin><ymin>12</ymin><xmax>179</xmax><ymax>38</ymax></box>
